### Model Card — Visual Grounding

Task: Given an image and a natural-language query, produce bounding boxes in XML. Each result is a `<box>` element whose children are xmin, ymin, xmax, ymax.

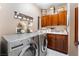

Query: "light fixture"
<box><xmin>23</xmin><ymin>17</ymin><xmax>26</xmax><ymax>20</ymax></box>
<box><xmin>27</xmin><ymin>18</ymin><xmax>29</xmax><ymax>21</ymax></box>
<box><xmin>14</xmin><ymin>11</ymin><xmax>18</xmax><ymax>19</ymax></box>
<box><xmin>18</xmin><ymin>16</ymin><xmax>22</xmax><ymax>19</ymax></box>
<box><xmin>30</xmin><ymin>19</ymin><xmax>33</xmax><ymax>22</ymax></box>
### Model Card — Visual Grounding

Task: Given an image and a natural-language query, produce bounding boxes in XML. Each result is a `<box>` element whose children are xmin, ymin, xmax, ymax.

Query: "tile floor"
<box><xmin>47</xmin><ymin>48</ymin><xmax>68</xmax><ymax>56</ymax></box>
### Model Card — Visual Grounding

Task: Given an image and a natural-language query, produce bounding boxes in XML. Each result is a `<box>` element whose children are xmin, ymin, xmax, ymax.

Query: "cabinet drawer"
<box><xmin>56</xmin><ymin>35</ymin><xmax>65</xmax><ymax>40</ymax></box>
<box><xmin>47</xmin><ymin>34</ymin><xmax>55</xmax><ymax>39</ymax></box>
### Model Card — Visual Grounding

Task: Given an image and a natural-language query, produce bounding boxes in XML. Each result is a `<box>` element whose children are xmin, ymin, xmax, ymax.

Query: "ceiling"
<box><xmin>35</xmin><ymin>3</ymin><xmax>67</xmax><ymax>9</ymax></box>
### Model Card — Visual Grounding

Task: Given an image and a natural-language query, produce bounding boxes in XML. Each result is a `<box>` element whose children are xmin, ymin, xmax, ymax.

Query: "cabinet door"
<box><xmin>64</xmin><ymin>11</ymin><xmax>67</xmax><ymax>25</ymax></box>
<box><xmin>63</xmin><ymin>35</ymin><xmax>68</xmax><ymax>54</ymax></box>
<box><xmin>51</xmin><ymin>14</ymin><xmax>58</xmax><ymax>26</ymax></box>
<box><xmin>58</xmin><ymin>11</ymin><xmax>67</xmax><ymax>25</ymax></box>
<box><xmin>56</xmin><ymin>35</ymin><xmax>68</xmax><ymax>53</ymax></box>
<box><xmin>41</xmin><ymin>15</ymin><xmax>49</xmax><ymax>27</ymax></box>
<box><xmin>41</xmin><ymin>16</ymin><xmax>44</xmax><ymax>27</ymax></box>
<box><xmin>55</xmin><ymin>35</ymin><xmax>65</xmax><ymax>52</ymax></box>
<box><xmin>47</xmin><ymin>34</ymin><xmax>56</xmax><ymax>49</ymax></box>
<box><xmin>47</xmin><ymin>15</ymin><xmax>52</xmax><ymax>26</ymax></box>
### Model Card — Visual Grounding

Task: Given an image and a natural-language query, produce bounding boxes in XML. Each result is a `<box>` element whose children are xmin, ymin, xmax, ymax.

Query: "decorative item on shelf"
<box><xmin>57</xmin><ymin>7</ymin><xmax>66</xmax><ymax>13</ymax></box>
<box><xmin>47</xmin><ymin>6</ymin><xmax>56</xmax><ymax>15</ymax></box>
<box><xmin>17</xmin><ymin>21</ymin><xmax>30</xmax><ymax>34</ymax></box>
<box><xmin>14</xmin><ymin>11</ymin><xmax>33</xmax><ymax>33</ymax></box>
<box><xmin>16</xmin><ymin>22</ymin><xmax>23</xmax><ymax>34</ymax></box>
<box><xmin>41</xmin><ymin>9</ymin><xmax>47</xmax><ymax>16</ymax></box>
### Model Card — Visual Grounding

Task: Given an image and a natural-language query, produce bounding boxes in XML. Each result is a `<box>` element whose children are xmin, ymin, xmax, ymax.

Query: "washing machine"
<box><xmin>31</xmin><ymin>35</ymin><xmax>39</xmax><ymax>56</ymax></box>
<box><xmin>1</xmin><ymin>35</ymin><xmax>38</xmax><ymax>56</ymax></box>
<box><xmin>20</xmin><ymin>35</ymin><xmax>39</xmax><ymax>56</ymax></box>
<box><xmin>39</xmin><ymin>34</ymin><xmax>48</xmax><ymax>56</ymax></box>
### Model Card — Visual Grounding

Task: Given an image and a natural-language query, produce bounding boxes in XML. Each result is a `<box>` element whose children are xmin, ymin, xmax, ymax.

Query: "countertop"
<box><xmin>46</xmin><ymin>29</ymin><xmax>68</xmax><ymax>35</ymax></box>
<box><xmin>41</xmin><ymin>26</ymin><xmax>68</xmax><ymax>35</ymax></box>
<box><xmin>2</xmin><ymin>27</ymin><xmax>68</xmax><ymax>42</ymax></box>
<box><xmin>2</xmin><ymin>30</ymin><xmax>47</xmax><ymax>42</ymax></box>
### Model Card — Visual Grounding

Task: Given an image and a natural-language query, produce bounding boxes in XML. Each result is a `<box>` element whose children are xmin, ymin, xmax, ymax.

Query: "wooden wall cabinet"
<box><xmin>58</xmin><ymin>11</ymin><xmax>67</xmax><ymax>25</ymax></box>
<box><xmin>41</xmin><ymin>11</ymin><xmax>67</xmax><ymax>27</ymax></box>
<box><xmin>41</xmin><ymin>15</ymin><xmax>48</xmax><ymax>27</ymax></box>
<box><xmin>51</xmin><ymin>14</ymin><xmax>59</xmax><ymax>26</ymax></box>
<box><xmin>47</xmin><ymin>15</ymin><xmax>52</xmax><ymax>26</ymax></box>
<box><xmin>47</xmin><ymin>34</ymin><xmax>68</xmax><ymax>54</ymax></box>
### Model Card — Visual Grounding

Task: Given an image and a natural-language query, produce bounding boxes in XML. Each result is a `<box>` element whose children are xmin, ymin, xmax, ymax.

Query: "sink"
<box><xmin>50</xmin><ymin>27</ymin><xmax>55</xmax><ymax>29</ymax></box>
<box><xmin>51</xmin><ymin>29</ymin><xmax>65</xmax><ymax>33</ymax></box>
<box><xmin>46</xmin><ymin>26</ymin><xmax>67</xmax><ymax>35</ymax></box>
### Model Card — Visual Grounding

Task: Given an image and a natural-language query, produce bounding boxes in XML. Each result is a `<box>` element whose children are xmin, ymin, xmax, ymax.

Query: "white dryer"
<box><xmin>39</xmin><ymin>34</ymin><xmax>48</xmax><ymax>56</ymax></box>
<box><xmin>1</xmin><ymin>34</ymin><xmax>38</xmax><ymax>56</ymax></box>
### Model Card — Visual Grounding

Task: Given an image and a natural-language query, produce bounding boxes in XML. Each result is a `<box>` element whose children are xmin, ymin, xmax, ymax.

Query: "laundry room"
<box><xmin>0</xmin><ymin>3</ymin><xmax>78</xmax><ymax>56</ymax></box>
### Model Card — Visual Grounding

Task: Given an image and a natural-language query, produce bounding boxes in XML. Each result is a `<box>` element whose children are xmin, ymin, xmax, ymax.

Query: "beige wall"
<box><xmin>68</xmin><ymin>3</ymin><xmax>78</xmax><ymax>56</ymax></box>
<box><xmin>0</xmin><ymin>3</ymin><xmax>41</xmax><ymax>36</ymax></box>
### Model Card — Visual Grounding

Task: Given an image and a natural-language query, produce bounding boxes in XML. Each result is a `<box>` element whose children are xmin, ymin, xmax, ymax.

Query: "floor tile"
<box><xmin>47</xmin><ymin>48</ymin><xmax>68</xmax><ymax>56</ymax></box>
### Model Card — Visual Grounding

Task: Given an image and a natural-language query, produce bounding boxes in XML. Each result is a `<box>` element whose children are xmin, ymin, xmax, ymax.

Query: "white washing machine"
<box><xmin>20</xmin><ymin>35</ymin><xmax>39</xmax><ymax>56</ymax></box>
<box><xmin>39</xmin><ymin>34</ymin><xmax>48</xmax><ymax>56</ymax></box>
<box><xmin>1</xmin><ymin>35</ymin><xmax>38</xmax><ymax>56</ymax></box>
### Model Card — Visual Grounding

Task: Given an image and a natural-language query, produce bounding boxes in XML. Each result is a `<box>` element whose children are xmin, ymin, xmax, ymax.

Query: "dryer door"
<box><xmin>41</xmin><ymin>35</ymin><xmax>48</xmax><ymax>53</ymax></box>
<box><xmin>19</xmin><ymin>43</ymin><xmax>37</xmax><ymax>56</ymax></box>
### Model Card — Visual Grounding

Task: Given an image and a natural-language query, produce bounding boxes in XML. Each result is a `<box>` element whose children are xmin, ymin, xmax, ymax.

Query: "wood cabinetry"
<box><xmin>41</xmin><ymin>15</ymin><xmax>48</xmax><ymax>27</ymax></box>
<box><xmin>47</xmin><ymin>15</ymin><xmax>52</xmax><ymax>26</ymax></box>
<box><xmin>47</xmin><ymin>34</ymin><xmax>68</xmax><ymax>54</ymax></box>
<box><xmin>55</xmin><ymin>35</ymin><xmax>68</xmax><ymax>53</ymax></box>
<box><xmin>55</xmin><ymin>35</ymin><xmax>64</xmax><ymax>51</ymax></box>
<box><xmin>41</xmin><ymin>11</ymin><xmax>67</xmax><ymax>27</ymax></box>
<box><xmin>47</xmin><ymin>34</ymin><xmax>56</xmax><ymax>49</ymax></box>
<box><xmin>51</xmin><ymin>14</ymin><xmax>58</xmax><ymax>26</ymax></box>
<box><xmin>58</xmin><ymin>11</ymin><xmax>67</xmax><ymax>25</ymax></box>
<box><xmin>75</xmin><ymin>7</ymin><xmax>78</xmax><ymax>46</ymax></box>
<box><xmin>63</xmin><ymin>36</ymin><xmax>68</xmax><ymax>53</ymax></box>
